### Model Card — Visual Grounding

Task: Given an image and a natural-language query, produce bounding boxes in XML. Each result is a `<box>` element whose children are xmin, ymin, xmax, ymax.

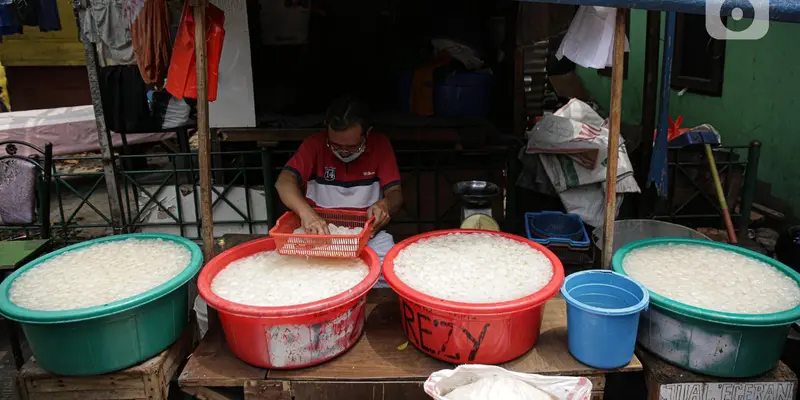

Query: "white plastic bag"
<box><xmin>424</xmin><ymin>365</ymin><xmax>593</xmax><ymax>400</ymax></box>
<box><xmin>162</xmin><ymin>97</ymin><xmax>192</xmax><ymax>129</ymax></box>
<box><xmin>520</xmin><ymin>98</ymin><xmax>640</xmax><ymax>226</ymax></box>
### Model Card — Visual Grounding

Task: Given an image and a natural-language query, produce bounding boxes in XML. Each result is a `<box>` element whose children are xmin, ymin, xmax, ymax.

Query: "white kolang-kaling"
<box><xmin>393</xmin><ymin>233</ymin><xmax>554</xmax><ymax>303</ymax></box>
<box><xmin>211</xmin><ymin>251</ymin><xmax>369</xmax><ymax>307</ymax></box>
<box><xmin>623</xmin><ymin>244</ymin><xmax>800</xmax><ymax>314</ymax></box>
<box><xmin>293</xmin><ymin>224</ymin><xmax>363</xmax><ymax>235</ymax></box>
<box><xmin>10</xmin><ymin>239</ymin><xmax>191</xmax><ymax>311</ymax></box>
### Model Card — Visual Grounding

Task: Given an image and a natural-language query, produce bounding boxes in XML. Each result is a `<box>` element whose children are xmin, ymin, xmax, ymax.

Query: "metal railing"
<box><xmin>49</xmin><ymin>145</ymin><xmax>518</xmax><ymax>242</ymax></box>
<box><xmin>651</xmin><ymin>141</ymin><xmax>760</xmax><ymax>238</ymax></box>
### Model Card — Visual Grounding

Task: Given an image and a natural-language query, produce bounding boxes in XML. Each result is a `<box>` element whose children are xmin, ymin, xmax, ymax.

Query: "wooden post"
<box><xmin>192</xmin><ymin>0</ymin><xmax>216</xmax><ymax>263</ymax></box>
<box><xmin>601</xmin><ymin>8</ymin><xmax>627</xmax><ymax>270</ymax></box>
<box><xmin>74</xmin><ymin>0</ymin><xmax>128</xmax><ymax>235</ymax></box>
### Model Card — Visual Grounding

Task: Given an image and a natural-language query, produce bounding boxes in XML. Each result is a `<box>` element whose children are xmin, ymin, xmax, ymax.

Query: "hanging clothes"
<box><xmin>130</xmin><ymin>0</ymin><xmax>170</xmax><ymax>87</ymax></box>
<box><xmin>123</xmin><ymin>0</ymin><xmax>145</xmax><ymax>24</ymax></box>
<box><xmin>35</xmin><ymin>0</ymin><xmax>60</xmax><ymax>31</ymax></box>
<box><xmin>82</xmin><ymin>0</ymin><xmax>135</xmax><ymax>64</ymax></box>
<box><xmin>0</xmin><ymin>0</ymin><xmax>22</xmax><ymax>36</ymax></box>
<box><xmin>98</xmin><ymin>65</ymin><xmax>154</xmax><ymax>133</ymax></box>
<box><xmin>10</xmin><ymin>0</ymin><xmax>59</xmax><ymax>31</ymax></box>
<box><xmin>13</xmin><ymin>0</ymin><xmax>37</xmax><ymax>27</ymax></box>
<box><xmin>0</xmin><ymin>159</ymin><xmax>36</xmax><ymax>224</ymax></box>
<box><xmin>165</xmin><ymin>0</ymin><xmax>224</xmax><ymax>102</ymax></box>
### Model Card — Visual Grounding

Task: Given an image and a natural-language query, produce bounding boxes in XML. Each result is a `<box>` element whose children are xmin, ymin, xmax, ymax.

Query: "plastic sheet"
<box><xmin>166</xmin><ymin>1</ymin><xmax>225</xmax><ymax>102</ymax></box>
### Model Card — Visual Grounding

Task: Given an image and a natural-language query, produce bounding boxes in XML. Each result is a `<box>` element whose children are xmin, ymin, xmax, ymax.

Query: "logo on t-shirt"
<box><xmin>324</xmin><ymin>167</ymin><xmax>336</xmax><ymax>181</ymax></box>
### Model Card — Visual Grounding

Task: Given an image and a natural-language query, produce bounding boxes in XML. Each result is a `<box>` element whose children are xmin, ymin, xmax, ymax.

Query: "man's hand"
<box><xmin>299</xmin><ymin>210</ymin><xmax>329</xmax><ymax>235</ymax></box>
<box><xmin>368</xmin><ymin>199</ymin><xmax>391</xmax><ymax>233</ymax></box>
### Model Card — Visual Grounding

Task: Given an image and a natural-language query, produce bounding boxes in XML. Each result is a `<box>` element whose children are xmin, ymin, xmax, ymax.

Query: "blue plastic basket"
<box><xmin>561</xmin><ymin>270</ymin><xmax>649</xmax><ymax>369</ymax></box>
<box><xmin>525</xmin><ymin>211</ymin><xmax>590</xmax><ymax>249</ymax></box>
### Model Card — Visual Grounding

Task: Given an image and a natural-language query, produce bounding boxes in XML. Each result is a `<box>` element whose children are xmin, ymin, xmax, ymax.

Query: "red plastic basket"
<box><xmin>268</xmin><ymin>208</ymin><xmax>374</xmax><ymax>258</ymax></box>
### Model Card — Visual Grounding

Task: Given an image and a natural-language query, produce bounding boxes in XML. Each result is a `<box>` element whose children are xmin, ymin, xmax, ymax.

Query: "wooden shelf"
<box><xmin>179</xmin><ymin>290</ymin><xmax>642</xmax><ymax>399</ymax></box>
<box><xmin>18</xmin><ymin>323</ymin><xmax>195</xmax><ymax>400</ymax></box>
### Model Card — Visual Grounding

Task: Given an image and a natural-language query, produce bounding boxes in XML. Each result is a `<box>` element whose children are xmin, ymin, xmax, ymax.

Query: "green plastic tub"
<box><xmin>612</xmin><ymin>238</ymin><xmax>800</xmax><ymax>377</ymax></box>
<box><xmin>0</xmin><ymin>233</ymin><xmax>203</xmax><ymax>375</ymax></box>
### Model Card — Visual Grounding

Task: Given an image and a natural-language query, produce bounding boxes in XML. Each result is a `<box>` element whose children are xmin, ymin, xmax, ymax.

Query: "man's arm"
<box><xmin>275</xmin><ymin>170</ymin><xmax>329</xmax><ymax>234</ymax></box>
<box><xmin>369</xmin><ymin>135</ymin><xmax>403</xmax><ymax>233</ymax></box>
<box><xmin>383</xmin><ymin>185</ymin><xmax>403</xmax><ymax>214</ymax></box>
<box><xmin>275</xmin><ymin>170</ymin><xmax>313</xmax><ymax>216</ymax></box>
<box><xmin>368</xmin><ymin>185</ymin><xmax>402</xmax><ymax>233</ymax></box>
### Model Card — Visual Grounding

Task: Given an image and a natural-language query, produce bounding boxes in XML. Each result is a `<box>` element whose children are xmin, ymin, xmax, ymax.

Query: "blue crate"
<box><xmin>525</xmin><ymin>211</ymin><xmax>591</xmax><ymax>249</ymax></box>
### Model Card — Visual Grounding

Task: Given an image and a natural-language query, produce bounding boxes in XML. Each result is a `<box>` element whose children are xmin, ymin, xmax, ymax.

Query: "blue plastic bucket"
<box><xmin>433</xmin><ymin>73</ymin><xmax>493</xmax><ymax>117</ymax></box>
<box><xmin>561</xmin><ymin>270</ymin><xmax>649</xmax><ymax>369</ymax></box>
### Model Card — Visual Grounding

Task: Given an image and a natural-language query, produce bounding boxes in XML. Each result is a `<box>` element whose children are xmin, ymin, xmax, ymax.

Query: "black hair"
<box><xmin>325</xmin><ymin>96</ymin><xmax>370</xmax><ymax>132</ymax></box>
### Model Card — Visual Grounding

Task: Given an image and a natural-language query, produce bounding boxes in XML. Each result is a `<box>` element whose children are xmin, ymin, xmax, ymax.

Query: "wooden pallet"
<box><xmin>179</xmin><ymin>289</ymin><xmax>642</xmax><ymax>400</ymax></box>
<box><xmin>17</xmin><ymin>324</ymin><xmax>195</xmax><ymax>400</ymax></box>
<box><xmin>638</xmin><ymin>348</ymin><xmax>797</xmax><ymax>400</ymax></box>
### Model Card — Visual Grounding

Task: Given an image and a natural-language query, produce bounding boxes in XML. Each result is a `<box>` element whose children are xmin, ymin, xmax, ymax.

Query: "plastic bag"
<box><xmin>165</xmin><ymin>0</ymin><xmax>225</xmax><ymax>102</ymax></box>
<box><xmin>424</xmin><ymin>365</ymin><xmax>592</xmax><ymax>400</ymax></box>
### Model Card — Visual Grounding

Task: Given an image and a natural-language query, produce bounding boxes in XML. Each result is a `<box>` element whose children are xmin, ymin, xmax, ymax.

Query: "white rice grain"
<box><xmin>211</xmin><ymin>251</ymin><xmax>369</xmax><ymax>307</ymax></box>
<box><xmin>9</xmin><ymin>239</ymin><xmax>191</xmax><ymax>311</ymax></box>
<box><xmin>293</xmin><ymin>224</ymin><xmax>363</xmax><ymax>235</ymax></box>
<box><xmin>623</xmin><ymin>243</ymin><xmax>800</xmax><ymax>314</ymax></box>
<box><xmin>393</xmin><ymin>233</ymin><xmax>554</xmax><ymax>303</ymax></box>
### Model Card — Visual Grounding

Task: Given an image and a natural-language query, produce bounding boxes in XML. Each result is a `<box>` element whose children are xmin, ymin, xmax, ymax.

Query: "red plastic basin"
<box><xmin>382</xmin><ymin>229</ymin><xmax>565</xmax><ymax>364</ymax></box>
<box><xmin>197</xmin><ymin>237</ymin><xmax>381</xmax><ymax>369</ymax></box>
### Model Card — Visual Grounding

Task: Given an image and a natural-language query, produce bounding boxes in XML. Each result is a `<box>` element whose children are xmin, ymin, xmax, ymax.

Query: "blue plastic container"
<box><xmin>525</xmin><ymin>211</ymin><xmax>590</xmax><ymax>249</ymax></box>
<box><xmin>433</xmin><ymin>73</ymin><xmax>493</xmax><ymax>117</ymax></box>
<box><xmin>561</xmin><ymin>270</ymin><xmax>649</xmax><ymax>369</ymax></box>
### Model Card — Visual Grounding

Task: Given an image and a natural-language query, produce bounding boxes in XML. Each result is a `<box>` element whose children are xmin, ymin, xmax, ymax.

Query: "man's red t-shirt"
<box><xmin>283</xmin><ymin>131</ymin><xmax>401</xmax><ymax>210</ymax></box>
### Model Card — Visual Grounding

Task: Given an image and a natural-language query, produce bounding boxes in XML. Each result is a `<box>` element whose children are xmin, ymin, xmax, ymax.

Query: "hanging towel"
<box><xmin>0</xmin><ymin>159</ymin><xmax>36</xmax><ymax>224</ymax></box>
<box><xmin>131</xmin><ymin>0</ymin><xmax>170</xmax><ymax>87</ymax></box>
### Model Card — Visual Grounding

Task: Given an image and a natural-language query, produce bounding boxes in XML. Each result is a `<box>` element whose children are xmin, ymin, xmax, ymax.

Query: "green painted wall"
<box><xmin>577</xmin><ymin>10</ymin><xmax>800</xmax><ymax>211</ymax></box>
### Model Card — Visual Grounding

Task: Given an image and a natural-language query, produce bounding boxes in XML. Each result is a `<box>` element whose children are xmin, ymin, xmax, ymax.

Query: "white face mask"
<box><xmin>327</xmin><ymin>130</ymin><xmax>368</xmax><ymax>163</ymax></box>
<box><xmin>332</xmin><ymin>148</ymin><xmax>365</xmax><ymax>163</ymax></box>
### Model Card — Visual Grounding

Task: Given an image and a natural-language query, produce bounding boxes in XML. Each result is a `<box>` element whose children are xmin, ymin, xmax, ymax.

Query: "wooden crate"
<box><xmin>18</xmin><ymin>325</ymin><xmax>194</xmax><ymax>400</ymax></box>
<box><xmin>180</xmin><ymin>286</ymin><xmax>643</xmax><ymax>400</ymax></box>
<box><xmin>639</xmin><ymin>348</ymin><xmax>797</xmax><ymax>400</ymax></box>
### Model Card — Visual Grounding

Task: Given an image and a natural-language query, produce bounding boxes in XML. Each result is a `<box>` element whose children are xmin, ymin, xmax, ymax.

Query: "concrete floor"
<box><xmin>50</xmin><ymin>176</ymin><xmax>166</xmax><ymax>240</ymax></box>
<box><xmin>51</xmin><ymin>183</ymin><xmax>116</xmax><ymax>239</ymax></box>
